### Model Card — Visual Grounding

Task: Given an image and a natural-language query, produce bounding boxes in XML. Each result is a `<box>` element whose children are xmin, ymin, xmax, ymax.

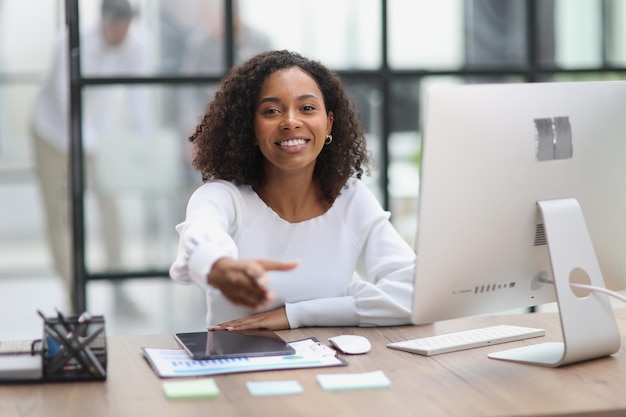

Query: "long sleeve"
<box><xmin>29</xmin><ymin>31</ymin><xmax>70</xmax><ymax>151</ymax></box>
<box><xmin>124</xmin><ymin>28</ymin><xmax>156</xmax><ymax>136</ymax></box>
<box><xmin>169</xmin><ymin>181</ymin><xmax>241</xmax><ymax>290</ymax></box>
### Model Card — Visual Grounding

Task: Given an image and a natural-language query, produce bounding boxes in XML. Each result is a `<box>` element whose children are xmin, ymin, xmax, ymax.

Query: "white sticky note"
<box><xmin>246</xmin><ymin>380</ymin><xmax>303</xmax><ymax>396</ymax></box>
<box><xmin>317</xmin><ymin>370</ymin><xmax>391</xmax><ymax>391</ymax></box>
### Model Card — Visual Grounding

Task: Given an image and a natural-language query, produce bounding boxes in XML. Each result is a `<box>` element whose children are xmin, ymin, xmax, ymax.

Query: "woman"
<box><xmin>170</xmin><ymin>50</ymin><xmax>415</xmax><ymax>330</ymax></box>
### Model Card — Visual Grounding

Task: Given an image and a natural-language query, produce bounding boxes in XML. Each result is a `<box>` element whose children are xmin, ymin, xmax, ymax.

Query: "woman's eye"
<box><xmin>302</xmin><ymin>105</ymin><xmax>316</xmax><ymax>111</ymax></box>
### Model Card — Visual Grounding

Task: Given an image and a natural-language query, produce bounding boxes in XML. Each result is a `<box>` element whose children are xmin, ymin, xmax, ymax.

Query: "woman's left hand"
<box><xmin>208</xmin><ymin>307</ymin><xmax>290</xmax><ymax>331</ymax></box>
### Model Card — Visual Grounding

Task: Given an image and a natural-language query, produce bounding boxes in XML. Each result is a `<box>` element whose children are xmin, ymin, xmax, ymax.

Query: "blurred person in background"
<box><xmin>29</xmin><ymin>0</ymin><xmax>154</xmax><ymax>313</ymax></box>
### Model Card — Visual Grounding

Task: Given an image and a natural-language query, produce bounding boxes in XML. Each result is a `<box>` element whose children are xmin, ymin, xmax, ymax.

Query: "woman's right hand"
<box><xmin>207</xmin><ymin>257</ymin><xmax>299</xmax><ymax>309</ymax></box>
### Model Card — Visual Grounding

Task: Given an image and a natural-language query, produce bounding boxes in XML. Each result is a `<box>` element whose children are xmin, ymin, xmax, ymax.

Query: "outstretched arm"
<box><xmin>208</xmin><ymin>257</ymin><xmax>298</xmax><ymax>309</ymax></box>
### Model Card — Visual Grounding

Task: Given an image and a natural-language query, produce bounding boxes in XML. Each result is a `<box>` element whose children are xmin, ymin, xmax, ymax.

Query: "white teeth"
<box><xmin>278</xmin><ymin>139</ymin><xmax>307</xmax><ymax>147</ymax></box>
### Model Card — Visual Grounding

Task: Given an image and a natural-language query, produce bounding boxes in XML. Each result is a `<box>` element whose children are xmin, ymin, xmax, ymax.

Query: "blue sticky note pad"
<box><xmin>162</xmin><ymin>378</ymin><xmax>220</xmax><ymax>399</ymax></box>
<box><xmin>246</xmin><ymin>380</ymin><xmax>303</xmax><ymax>396</ymax></box>
<box><xmin>317</xmin><ymin>370</ymin><xmax>391</xmax><ymax>391</ymax></box>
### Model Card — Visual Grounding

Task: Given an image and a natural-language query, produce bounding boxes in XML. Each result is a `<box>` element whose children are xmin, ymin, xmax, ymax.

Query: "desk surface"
<box><xmin>2</xmin><ymin>309</ymin><xmax>626</xmax><ymax>417</ymax></box>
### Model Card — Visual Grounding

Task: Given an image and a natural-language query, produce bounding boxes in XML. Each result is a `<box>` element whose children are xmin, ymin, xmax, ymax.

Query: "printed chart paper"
<box><xmin>143</xmin><ymin>338</ymin><xmax>346</xmax><ymax>378</ymax></box>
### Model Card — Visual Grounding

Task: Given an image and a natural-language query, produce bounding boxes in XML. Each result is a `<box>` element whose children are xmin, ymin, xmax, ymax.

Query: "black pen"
<box><xmin>54</xmin><ymin>307</ymin><xmax>74</xmax><ymax>335</ymax></box>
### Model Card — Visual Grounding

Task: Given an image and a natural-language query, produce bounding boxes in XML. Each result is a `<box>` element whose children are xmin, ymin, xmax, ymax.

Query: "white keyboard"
<box><xmin>386</xmin><ymin>324</ymin><xmax>545</xmax><ymax>356</ymax></box>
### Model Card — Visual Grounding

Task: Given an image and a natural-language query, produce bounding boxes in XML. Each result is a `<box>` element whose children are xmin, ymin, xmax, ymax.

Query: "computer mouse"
<box><xmin>328</xmin><ymin>335</ymin><xmax>372</xmax><ymax>355</ymax></box>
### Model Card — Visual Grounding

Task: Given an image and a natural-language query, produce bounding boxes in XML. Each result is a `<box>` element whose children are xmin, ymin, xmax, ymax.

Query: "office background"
<box><xmin>1</xmin><ymin>0</ymin><xmax>625</xmax><ymax>340</ymax></box>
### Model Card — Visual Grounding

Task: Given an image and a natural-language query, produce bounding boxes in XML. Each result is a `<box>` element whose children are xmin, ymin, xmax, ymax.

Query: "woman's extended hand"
<box><xmin>207</xmin><ymin>257</ymin><xmax>298</xmax><ymax>309</ymax></box>
<box><xmin>208</xmin><ymin>307</ymin><xmax>290</xmax><ymax>331</ymax></box>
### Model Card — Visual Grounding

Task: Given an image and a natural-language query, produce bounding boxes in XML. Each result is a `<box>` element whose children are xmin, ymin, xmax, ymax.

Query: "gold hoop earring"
<box><xmin>325</xmin><ymin>134</ymin><xmax>333</xmax><ymax>145</ymax></box>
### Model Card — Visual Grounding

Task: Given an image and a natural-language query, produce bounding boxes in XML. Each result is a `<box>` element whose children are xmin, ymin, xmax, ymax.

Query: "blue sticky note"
<box><xmin>246</xmin><ymin>380</ymin><xmax>303</xmax><ymax>396</ymax></box>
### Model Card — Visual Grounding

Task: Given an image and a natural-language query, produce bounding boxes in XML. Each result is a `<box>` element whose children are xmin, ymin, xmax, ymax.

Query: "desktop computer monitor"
<box><xmin>411</xmin><ymin>80</ymin><xmax>626</xmax><ymax>366</ymax></box>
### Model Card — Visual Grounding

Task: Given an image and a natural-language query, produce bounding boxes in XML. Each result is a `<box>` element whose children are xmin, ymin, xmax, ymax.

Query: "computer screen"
<box><xmin>411</xmin><ymin>80</ymin><xmax>626</xmax><ymax>365</ymax></box>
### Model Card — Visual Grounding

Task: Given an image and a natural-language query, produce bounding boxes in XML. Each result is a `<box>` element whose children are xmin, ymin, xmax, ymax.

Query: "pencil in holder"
<box><xmin>40</xmin><ymin>310</ymin><xmax>107</xmax><ymax>381</ymax></box>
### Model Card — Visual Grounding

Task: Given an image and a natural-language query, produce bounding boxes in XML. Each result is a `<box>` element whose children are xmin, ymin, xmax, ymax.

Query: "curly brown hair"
<box><xmin>189</xmin><ymin>50</ymin><xmax>370</xmax><ymax>204</ymax></box>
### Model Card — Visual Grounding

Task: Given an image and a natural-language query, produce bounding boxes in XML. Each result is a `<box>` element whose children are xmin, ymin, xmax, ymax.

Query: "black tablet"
<box><xmin>174</xmin><ymin>330</ymin><xmax>296</xmax><ymax>360</ymax></box>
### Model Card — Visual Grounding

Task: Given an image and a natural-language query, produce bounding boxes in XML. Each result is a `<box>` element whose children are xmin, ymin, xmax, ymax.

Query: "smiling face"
<box><xmin>253</xmin><ymin>67</ymin><xmax>334</xmax><ymax>179</ymax></box>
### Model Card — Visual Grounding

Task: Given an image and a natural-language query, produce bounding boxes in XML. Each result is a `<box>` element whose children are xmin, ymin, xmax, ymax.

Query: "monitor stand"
<box><xmin>488</xmin><ymin>198</ymin><xmax>621</xmax><ymax>367</ymax></box>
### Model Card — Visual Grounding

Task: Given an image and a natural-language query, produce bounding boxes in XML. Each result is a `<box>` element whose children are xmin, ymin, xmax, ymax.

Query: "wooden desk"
<box><xmin>2</xmin><ymin>309</ymin><xmax>626</xmax><ymax>417</ymax></box>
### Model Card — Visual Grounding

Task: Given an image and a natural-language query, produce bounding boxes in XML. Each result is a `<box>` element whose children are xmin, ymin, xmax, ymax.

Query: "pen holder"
<box><xmin>42</xmin><ymin>312</ymin><xmax>107</xmax><ymax>381</ymax></box>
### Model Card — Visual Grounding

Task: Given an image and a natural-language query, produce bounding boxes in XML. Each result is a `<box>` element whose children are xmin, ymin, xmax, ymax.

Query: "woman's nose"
<box><xmin>280</xmin><ymin>110</ymin><xmax>302</xmax><ymax>129</ymax></box>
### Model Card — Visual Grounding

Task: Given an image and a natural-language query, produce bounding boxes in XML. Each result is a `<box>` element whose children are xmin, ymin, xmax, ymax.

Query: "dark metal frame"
<box><xmin>66</xmin><ymin>0</ymin><xmax>626</xmax><ymax>313</ymax></box>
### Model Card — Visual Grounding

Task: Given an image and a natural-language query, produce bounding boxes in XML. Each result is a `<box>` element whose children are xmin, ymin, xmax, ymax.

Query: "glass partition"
<box><xmin>388</xmin><ymin>0</ymin><xmax>464</xmax><ymax>70</ymax></box>
<box><xmin>240</xmin><ymin>0</ymin><xmax>381</xmax><ymax>69</ymax></box>
<box><xmin>82</xmin><ymin>83</ymin><xmax>206</xmax><ymax>274</ymax></box>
